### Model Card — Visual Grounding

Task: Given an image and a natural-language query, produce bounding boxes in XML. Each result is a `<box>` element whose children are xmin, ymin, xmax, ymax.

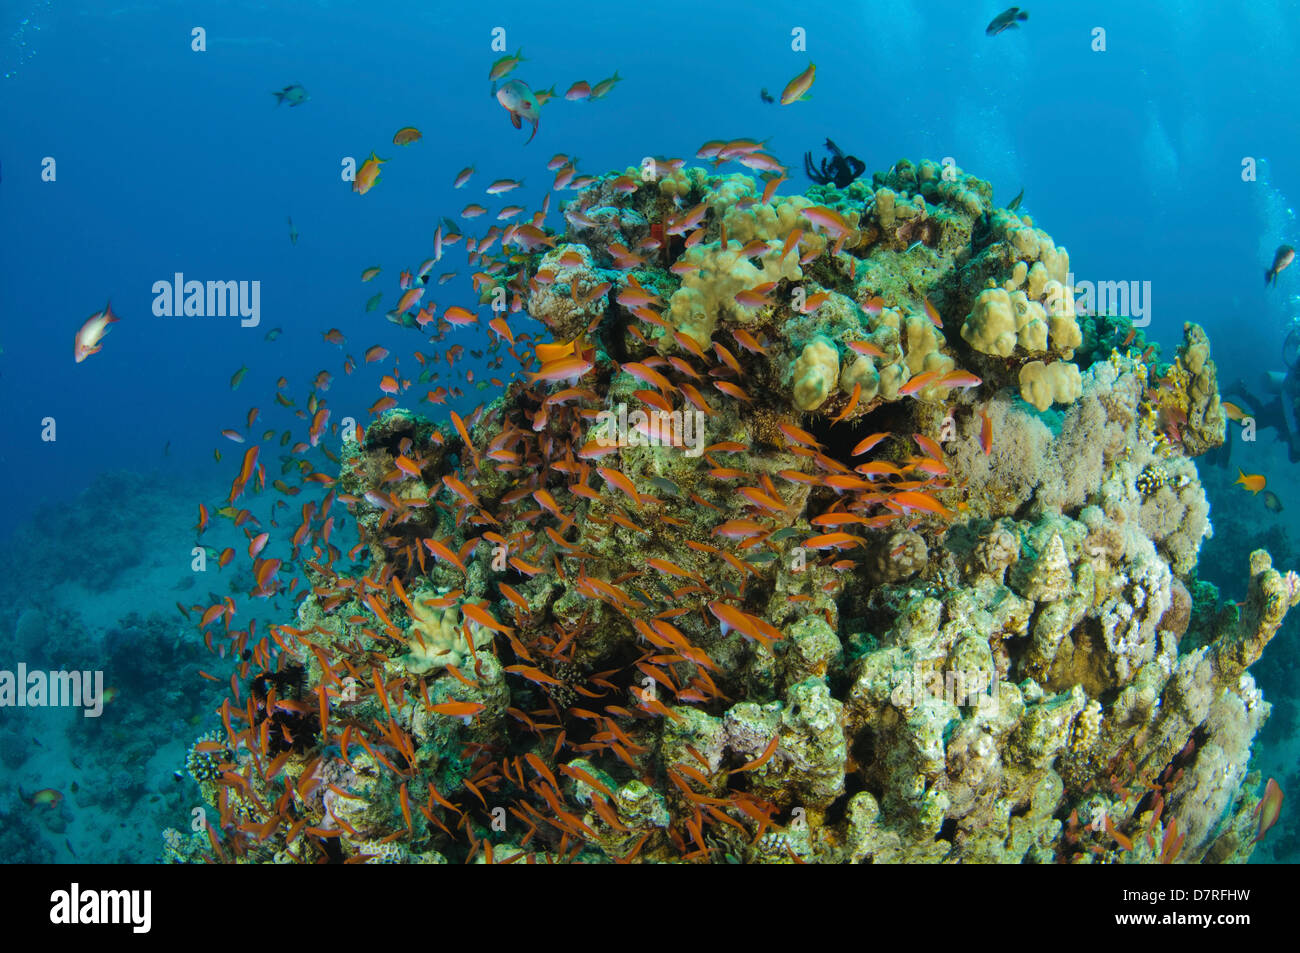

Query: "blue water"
<box><xmin>5</xmin><ymin>1</ymin><xmax>1300</xmax><ymax>534</ymax></box>
<box><xmin>2</xmin><ymin>0</ymin><xmax>1298</xmax><ymax>862</ymax></box>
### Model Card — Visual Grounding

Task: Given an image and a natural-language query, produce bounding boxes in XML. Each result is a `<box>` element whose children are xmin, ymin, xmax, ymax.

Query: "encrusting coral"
<box><xmin>175</xmin><ymin>153</ymin><xmax>1295</xmax><ymax>865</ymax></box>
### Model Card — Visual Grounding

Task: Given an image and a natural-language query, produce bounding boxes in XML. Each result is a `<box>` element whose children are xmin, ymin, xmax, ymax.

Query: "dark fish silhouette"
<box><xmin>1266</xmin><ymin>245</ymin><xmax>1294</xmax><ymax>285</ymax></box>
<box><xmin>273</xmin><ymin>83</ymin><xmax>309</xmax><ymax>106</ymax></box>
<box><xmin>986</xmin><ymin>7</ymin><xmax>1028</xmax><ymax>36</ymax></box>
<box><xmin>760</xmin><ymin>88</ymin><xmax>774</xmax><ymax>104</ymax></box>
<box><xmin>1007</xmin><ymin>188</ymin><xmax>1024</xmax><ymax>210</ymax></box>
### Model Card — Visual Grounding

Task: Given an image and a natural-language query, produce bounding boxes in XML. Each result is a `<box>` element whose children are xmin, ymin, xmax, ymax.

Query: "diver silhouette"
<box><xmin>1214</xmin><ymin>323</ymin><xmax>1300</xmax><ymax>466</ymax></box>
<box><xmin>804</xmin><ymin>139</ymin><xmax>866</xmax><ymax>188</ymax></box>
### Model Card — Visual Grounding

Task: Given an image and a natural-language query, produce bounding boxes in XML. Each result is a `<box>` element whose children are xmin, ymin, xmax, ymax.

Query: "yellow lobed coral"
<box><xmin>668</xmin><ymin>240</ymin><xmax>804</xmax><ymax>348</ymax></box>
<box><xmin>1019</xmin><ymin>360</ymin><xmax>1083</xmax><ymax>413</ymax></box>
<box><xmin>792</xmin><ymin>336</ymin><xmax>841</xmax><ymax>411</ymax></box>
<box><xmin>402</xmin><ymin>596</ymin><xmax>493</xmax><ymax>675</ymax></box>
<box><xmin>962</xmin><ymin>288</ymin><xmax>1019</xmax><ymax>357</ymax></box>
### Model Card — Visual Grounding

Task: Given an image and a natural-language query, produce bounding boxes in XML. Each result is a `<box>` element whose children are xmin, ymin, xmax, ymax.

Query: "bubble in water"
<box><xmin>4</xmin><ymin>1</ymin><xmax>51</xmax><ymax>80</ymax></box>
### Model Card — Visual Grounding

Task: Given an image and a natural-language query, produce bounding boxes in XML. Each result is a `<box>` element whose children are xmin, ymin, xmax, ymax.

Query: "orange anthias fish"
<box><xmin>801</xmin><ymin>205</ymin><xmax>851</xmax><ymax>238</ymax></box>
<box><xmin>707</xmin><ymin>601</ymin><xmax>783</xmax><ymax>650</ymax></box>
<box><xmin>890</xmin><ymin>490</ymin><xmax>955</xmax><ymax>519</ymax></box>
<box><xmin>527</xmin><ymin>354</ymin><xmax>593</xmax><ymax>384</ymax></box>
<box><xmin>74</xmin><ymin>301</ymin><xmax>120</xmax><ymax>363</ymax></box>
<box><xmin>392</xmin><ymin>126</ymin><xmax>422</xmax><ymax>146</ymax></box>
<box><xmin>897</xmin><ymin>371</ymin><xmax>941</xmax><ymax>398</ymax></box>
<box><xmin>922</xmin><ymin>296</ymin><xmax>943</xmax><ymax>328</ymax></box>
<box><xmin>936</xmin><ymin>370</ymin><xmax>981</xmax><ymax>389</ymax></box>
<box><xmin>1221</xmin><ymin>401</ymin><xmax>1250</xmax><ymax>422</ymax></box>
<box><xmin>353</xmin><ymin>152</ymin><xmax>387</xmax><ymax>194</ymax></box>
<box><xmin>428</xmin><ymin>700</ymin><xmax>486</xmax><ymax>718</ymax></box>
<box><xmin>1235</xmin><ymin>469</ymin><xmax>1266</xmax><ymax>494</ymax></box>
<box><xmin>1254</xmin><ymin>777</ymin><xmax>1283</xmax><ymax>843</ymax></box>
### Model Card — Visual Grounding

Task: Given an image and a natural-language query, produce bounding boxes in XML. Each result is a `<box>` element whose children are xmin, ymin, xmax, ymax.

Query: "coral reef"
<box><xmin>176</xmin><ymin>156</ymin><xmax>1295</xmax><ymax>865</ymax></box>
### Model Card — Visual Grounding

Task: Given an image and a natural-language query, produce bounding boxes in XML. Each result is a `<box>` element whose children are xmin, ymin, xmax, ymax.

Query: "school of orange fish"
<box><xmin>165</xmin><ymin>116</ymin><xmax>1013</xmax><ymax>864</ymax></box>
<box><xmin>84</xmin><ymin>51</ymin><xmax>1279</xmax><ymax>865</ymax></box>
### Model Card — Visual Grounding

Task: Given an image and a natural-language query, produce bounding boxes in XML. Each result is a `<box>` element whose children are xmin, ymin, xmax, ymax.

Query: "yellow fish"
<box><xmin>488</xmin><ymin>48</ymin><xmax>525</xmax><ymax>82</ymax></box>
<box><xmin>24</xmin><ymin>788</ymin><xmax>62</xmax><ymax>808</ymax></box>
<box><xmin>534</xmin><ymin>333</ymin><xmax>586</xmax><ymax>366</ymax></box>
<box><xmin>780</xmin><ymin>62</ymin><xmax>815</xmax><ymax>105</ymax></box>
<box><xmin>1235</xmin><ymin>469</ymin><xmax>1266</xmax><ymax>494</ymax></box>
<box><xmin>353</xmin><ymin>152</ymin><xmax>387</xmax><ymax>195</ymax></box>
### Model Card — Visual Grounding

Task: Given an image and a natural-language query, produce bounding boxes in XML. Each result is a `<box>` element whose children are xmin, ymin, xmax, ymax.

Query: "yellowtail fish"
<box><xmin>489</xmin><ymin>48</ymin><xmax>525</xmax><ymax>82</ymax></box>
<box><xmin>590</xmin><ymin>71</ymin><xmax>623</xmax><ymax>99</ymax></box>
